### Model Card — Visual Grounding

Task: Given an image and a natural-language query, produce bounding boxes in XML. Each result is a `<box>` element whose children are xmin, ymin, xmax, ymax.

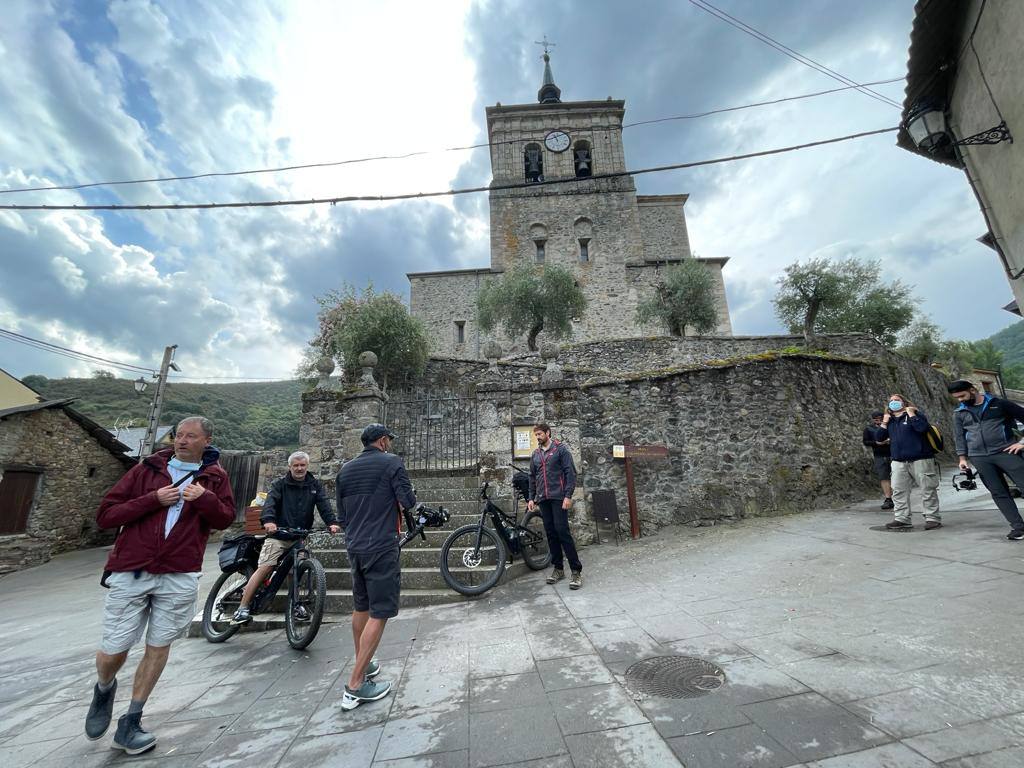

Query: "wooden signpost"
<box><xmin>612</xmin><ymin>443</ymin><xmax>669</xmax><ymax>539</ymax></box>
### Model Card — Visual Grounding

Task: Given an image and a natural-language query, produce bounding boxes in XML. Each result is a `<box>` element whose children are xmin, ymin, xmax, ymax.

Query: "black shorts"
<box><xmin>349</xmin><ymin>546</ymin><xmax>400</xmax><ymax>619</ymax></box>
<box><xmin>873</xmin><ymin>455</ymin><xmax>892</xmax><ymax>481</ymax></box>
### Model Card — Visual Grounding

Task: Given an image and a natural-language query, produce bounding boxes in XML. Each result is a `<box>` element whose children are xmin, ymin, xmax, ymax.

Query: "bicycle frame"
<box><xmin>249</xmin><ymin>535</ymin><xmax>310</xmax><ymax>616</ymax></box>
<box><xmin>476</xmin><ymin>487</ymin><xmax>523</xmax><ymax>555</ymax></box>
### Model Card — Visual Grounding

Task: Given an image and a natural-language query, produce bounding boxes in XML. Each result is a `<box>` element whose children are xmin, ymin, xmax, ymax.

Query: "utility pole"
<box><xmin>140</xmin><ymin>344</ymin><xmax>180</xmax><ymax>461</ymax></box>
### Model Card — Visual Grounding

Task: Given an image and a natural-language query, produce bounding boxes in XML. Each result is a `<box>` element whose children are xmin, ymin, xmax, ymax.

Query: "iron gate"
<box><xmin>384</xmin><ymin>396</ymin><xmax>478</xmax><ymax>471</ymax></box>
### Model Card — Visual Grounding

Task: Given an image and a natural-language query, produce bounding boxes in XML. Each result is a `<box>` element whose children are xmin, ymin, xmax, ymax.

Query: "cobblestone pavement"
<box><xmin>2</xmin><ymin>479</ymin><xmax>1024</xmax><ymax>767</ymax></box>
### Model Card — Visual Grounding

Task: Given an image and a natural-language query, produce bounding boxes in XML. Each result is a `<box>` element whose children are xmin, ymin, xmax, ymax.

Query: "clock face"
<box><xmin>544</xmin><ymin>130</ymin><xmax>571</xmax><ymax>153</ymax></box>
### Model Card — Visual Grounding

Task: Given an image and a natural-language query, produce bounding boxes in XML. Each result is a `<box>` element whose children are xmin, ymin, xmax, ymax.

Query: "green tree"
<box><xmin>92</xmin><ymin>369</ymin><xmax>115</xmax><ymax>379</ymax></box>
<box><xmin>938</xmin><ymin>340</ymin><xmax>975</xmax><ymax>378</ymax></box>
<box><xmin>773</xmin><ymin>257</ymin><xmax>914</xmax><ymax>345</ymax></box>
<box><xmin>477</xmin><ymin>263</ymin><xmax>587</xmax><ymax>351</ymax></box>
<box><xmin>969</xmin><ymin>339</ymin><xmax>1004</xmax><ymax>371</ymax></box>
<box><xmin>898</xmin><ymin>317</ymin><xmax>943</xmax><ymax>363</ymax></box>
<box><xmin>635</xmin><ymin>259</ymin><xmax>719</xmax><ymax>336</ymax></box>
<box><xmin>303</xmin><ymin>284</ymin><xmax>429</xmax><ymax>391</ymax></box>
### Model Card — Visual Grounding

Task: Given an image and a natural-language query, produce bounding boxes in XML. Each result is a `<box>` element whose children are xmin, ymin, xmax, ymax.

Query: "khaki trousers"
<box><xmin>891</xmin><ymin>458</ymin><xmax>941</xmax><ymax>524</ymax></box>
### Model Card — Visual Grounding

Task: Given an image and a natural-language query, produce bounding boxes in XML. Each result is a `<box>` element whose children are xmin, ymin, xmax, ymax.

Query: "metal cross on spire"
<box><xmin>534</xmin><ymin>35</ymin><xmax>556</xmax><ymax>57</ymax></box>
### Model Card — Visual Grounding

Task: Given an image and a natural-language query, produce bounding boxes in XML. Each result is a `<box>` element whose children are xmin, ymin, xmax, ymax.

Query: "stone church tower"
<box><xmin>409</xmin><ymin>53</ymin><xmax>732</xmax><ymax>358</ymax></box>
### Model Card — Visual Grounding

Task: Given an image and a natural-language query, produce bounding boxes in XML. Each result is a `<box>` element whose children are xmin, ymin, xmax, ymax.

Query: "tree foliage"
<box><xmin>898</xmin><ymin>317</ymin><xmax>943</xmax><ymax>363</ymax></box>
<box><xmin>773</xmin><ymin>257</ymin><xmax>914</xmax><ymax>345</ymax></box>
<box><xmin>302</xmin><ymin>284</ymin><xmax>429</xmax><ymax>390</ymax></box>
<box><xmin>477</xmin><ymin>264</ymin><xmax>587</xmax><ymax>351</ymax></box>
<box><xmin>635</xmin><ymin>259</ymin><xmax>718</xmax><ymax>336</ymax></box>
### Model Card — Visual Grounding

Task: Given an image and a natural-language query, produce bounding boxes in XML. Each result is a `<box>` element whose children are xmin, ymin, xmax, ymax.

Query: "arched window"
<box><xmin>573</xmin><ymin>140</ymin><xmax>592</xmax><ymax>178</ymax></box>
<box><xmin>524</xmin><ymin>143</ymin><xmax>543</xmax><ymax>183</ymax></box>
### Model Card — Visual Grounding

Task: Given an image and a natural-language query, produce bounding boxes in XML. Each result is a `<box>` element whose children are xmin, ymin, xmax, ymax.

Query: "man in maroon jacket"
<box><xmin>84</xmin><ymin>416</ymin><xmax>235</xmax><ymax>755</ymax></box>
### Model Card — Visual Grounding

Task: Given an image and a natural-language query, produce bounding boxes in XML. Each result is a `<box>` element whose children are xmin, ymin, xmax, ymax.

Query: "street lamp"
<box><xmin>133</xmin><ymin>376</ymin><xmax>149</xmax><ymax>395</ymax></box>
<box><xmin>905</xmin><ymin>101</ymin><xmax>1013</xmax><ymax>153</ymax></box>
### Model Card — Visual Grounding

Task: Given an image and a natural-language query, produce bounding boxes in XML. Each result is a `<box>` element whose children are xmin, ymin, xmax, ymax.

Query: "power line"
<box><xmin>688</xmin><ymin>0</ymin><xmax>902</xmax><ymax>110</ymax></box>
<box><xmin>0</xmin><ymin>126</ymin><xmax>898</xmax><ymax>212</ymax></box>
<box><xmin>0</xmin><ymin>78</ymin><xmax>903</xmax><ymax>197</ymax></box>
<box><xmin>0</xmin><ymin>328</ymin><xmax>157</xmax><ymax>374</ymax></box>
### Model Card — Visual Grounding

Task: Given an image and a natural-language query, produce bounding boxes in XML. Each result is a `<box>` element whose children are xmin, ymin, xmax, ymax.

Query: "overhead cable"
<box><xmin>0</xmin><ymin>327</ymin><xmax>157</xmax><ymax>375</ymax></box>
<box><xmin>0</xmin><ymin>78</ymin><xmax>903</xmax><ymax>196</ymax></box>
<box><xmin>0</xmin><ymin>126</ymin><xmax>899</xmax><ymax>212</ymax></box>
<box><xmin>687</xmin><ymin>0</ymin><xmax>902</xmax><ymax>109</ymax></box>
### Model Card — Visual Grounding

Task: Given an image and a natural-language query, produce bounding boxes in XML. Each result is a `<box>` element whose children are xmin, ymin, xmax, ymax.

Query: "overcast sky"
<box><xmin>0</xmin><ymin>0</ymin><xmax>1015</xmax><ymax>382</ymax></box>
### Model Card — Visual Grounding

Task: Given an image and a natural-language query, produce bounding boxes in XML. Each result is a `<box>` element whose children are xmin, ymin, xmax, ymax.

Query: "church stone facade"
<box><xmin>409</xmin><ymin>55</ymin><xmax>732</xmax><ymax>358</ymax></box>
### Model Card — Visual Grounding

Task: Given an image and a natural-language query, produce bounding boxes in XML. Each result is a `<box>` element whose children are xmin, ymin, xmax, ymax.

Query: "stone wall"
<box><xmin>0</xmin><ymin>407</ymin><xmax>127</xmax><ymax>571</ymax></box>
<box><xmin>637</xmin><ymin>195</ymin><xmax>692</xmax><ymax>261</ymax></box>
<box><xmin>508</xmin><ymin>334</ymin><xmax>894</xmax><ymax>373</ymax></box>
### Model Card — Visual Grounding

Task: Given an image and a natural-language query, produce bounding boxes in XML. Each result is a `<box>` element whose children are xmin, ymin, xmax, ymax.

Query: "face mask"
<box><xmin>888</xmin><ymin>400</ymin><xmax>903</xmax><ymax>411</ymax></box>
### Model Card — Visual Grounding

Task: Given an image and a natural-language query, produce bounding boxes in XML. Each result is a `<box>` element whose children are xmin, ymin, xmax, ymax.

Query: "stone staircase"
<box><xmin>190</xmin><ymin>467</ymin><xmax>532</xmax><ymax>635</ymax></box>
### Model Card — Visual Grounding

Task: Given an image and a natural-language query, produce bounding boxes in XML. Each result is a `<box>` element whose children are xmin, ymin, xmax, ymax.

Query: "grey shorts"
<box><xmin>873</xmin><ymin>455</ymin><xmax>892</xmax><ymax>481</ymax></box>
<box><xmin>349</xmin><ymin>547</ymin><xmax>400</xmax><ymax>620</ymax></box>
<box><xmin>101</xmin><ymin>571</ymin><xmax>199</xmax><ymax>654</ymax></box>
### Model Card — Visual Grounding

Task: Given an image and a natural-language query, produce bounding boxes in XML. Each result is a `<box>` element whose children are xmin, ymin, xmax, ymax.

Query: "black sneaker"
<box><xmin>881</xmin><ymin>498</ymin><xmax>894</xmax><ymax>510</ymax></box>
<box><xmin>885</xmin><ymin>520</ymin><xmax>913</xmax><ymax>530</ymax></box>
<box><xmin>925</xmin><ymin>520</ymin><xmax>942</xmax><ymax>530</ymax></box>
<box><xmin>1008</xmin><ymin>530</ymin><xmax>1024</xmax><ymax>541</ymax></box>
<box><xmin>85</xmin><ymin>679</ymin><xmax>117</xmax><ymax>740</ymax></box>
<box><xmin>112</xmin><ymin>712</ymin><xmax>157</xmax><ymax>755</ymax></box>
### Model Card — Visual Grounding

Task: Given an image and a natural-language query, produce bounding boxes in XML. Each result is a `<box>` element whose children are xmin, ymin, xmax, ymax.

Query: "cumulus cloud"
<box><xmin>0</xmin><ymin>0</ymin><xmax>1015</xmax><ymax>385</ymax></box>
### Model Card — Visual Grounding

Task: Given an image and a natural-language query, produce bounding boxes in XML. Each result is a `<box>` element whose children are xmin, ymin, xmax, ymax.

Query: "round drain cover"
<box><xmin>623</xmin><ymin>655</ymin><xmax>726</xmax><ymax>699</ymax></box>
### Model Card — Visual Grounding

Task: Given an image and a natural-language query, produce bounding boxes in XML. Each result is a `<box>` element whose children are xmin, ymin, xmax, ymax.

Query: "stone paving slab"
<box><xmin>4</xmin><ymin>481</ymin><xmax>1024</xmax><ymax>766</ymax></box>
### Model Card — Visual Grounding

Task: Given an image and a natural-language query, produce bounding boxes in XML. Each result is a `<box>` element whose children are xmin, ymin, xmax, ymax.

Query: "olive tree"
<box><xmin>477</xmin><ymin>263</ymin><xmax>587</xmax><ymax>351</ymax></box>
<box><xmin>635</xmin><ymin>259</ymin><xmax>719</xmax><ymax>336</ymax></box>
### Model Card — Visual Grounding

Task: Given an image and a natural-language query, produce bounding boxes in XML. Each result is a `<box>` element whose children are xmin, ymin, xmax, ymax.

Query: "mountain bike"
<box><xmin>202</xmin><ymin>527</ymin><xmax>327</xmax><ymax>650</ymax></box>
<box><xmin>440</xmin><ymin>472</ymin><xmax>550</xmax><ymax>596</ymax></box>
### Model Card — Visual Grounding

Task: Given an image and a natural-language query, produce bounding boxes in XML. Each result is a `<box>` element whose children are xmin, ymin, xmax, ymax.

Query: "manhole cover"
<box><xmin>623</xmin><ymin>655</ymin><xmax>726</xmax><ymax>699</ymax></box>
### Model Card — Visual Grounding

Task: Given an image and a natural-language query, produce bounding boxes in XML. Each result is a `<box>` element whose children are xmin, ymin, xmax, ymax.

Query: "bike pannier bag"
<box><xmin>218</xmin><ymin>535</ymin><xmax>262</xmax><ymax>572</ymax></box>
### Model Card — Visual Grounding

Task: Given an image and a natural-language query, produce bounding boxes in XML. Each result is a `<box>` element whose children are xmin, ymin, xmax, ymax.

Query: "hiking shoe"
<box><xmin>569</xmin><ymin>571</ymin><xmax>583</xmax><ymax>590</ymax></box>
<box><xmin>366</xmin><ymin>658</ymin><xmax>381</xmax><ymax>679</ymax></box>
<box><xmin>231</xmin><ymin>606</ymin><xmax>252</xmax><ymax>625</ymax></box>
<box><xmin>84</xmin><ymin>679</ymin><xmax>117</xmax><ymax>740</ymax></box>
<box><xmin>111</xmin><ymin>713</ymin><xmax>156</xmax><ymax>755</ymax></box>
<box><xmin>546</xmin><ymin>568</ymin><xmax>565</xmax><ymax>585</ymax></box>
<box><xmin>924</xmin><ymin>520</ymin><xmax>942</xmax><ymax>530</ymax></box>
<box><xmin>881</xmin><ymin>498</ymin><xmax>894</xmax><ymax>510</ymax></box>
<box><xmin>885</xmin><ymin>520</ymin><xmax>913</xmax><ymax>530</ymax></box>
<box><xmin>341</xmin><ymin>679</ymin><xmax>392</xmax><ymax>711</ymax></box>
<box><xmin>1008</xmin><ymin>530</ymin><xmax>1024</xmax><ymax>541</ymax></box>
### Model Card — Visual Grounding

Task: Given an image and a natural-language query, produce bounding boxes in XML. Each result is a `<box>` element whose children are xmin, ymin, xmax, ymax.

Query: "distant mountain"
<box><xmin>23</xmin><ymin>375</ymin><xmax>306</xmax><ymax>451</ymax></box>
<box><xmin>985</xmin><ymin>320</ymin><xmax>1024</xmax><ymax>367</ymax></box>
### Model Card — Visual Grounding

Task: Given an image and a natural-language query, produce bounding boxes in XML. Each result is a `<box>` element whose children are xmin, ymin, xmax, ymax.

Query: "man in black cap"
<box><xmin>335</xmin><ymin>423</ymin><xmax>416</xmax><ymax>710</ymax></box>
<box><xmin>863</xmin><ymin>411</ymin><xmax>893</xmax><ymax>510</ymax></box>
<box><xmin>948</xmin><ymin>380</ymin><xmax>1024</xmax><ymax>540</ymax></box>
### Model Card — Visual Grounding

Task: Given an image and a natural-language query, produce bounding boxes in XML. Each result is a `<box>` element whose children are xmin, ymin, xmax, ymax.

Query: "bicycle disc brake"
<box><xmin>461</xmin><ymin>547</ymin><xmax>483</xmax><ymax>568</ymax></box>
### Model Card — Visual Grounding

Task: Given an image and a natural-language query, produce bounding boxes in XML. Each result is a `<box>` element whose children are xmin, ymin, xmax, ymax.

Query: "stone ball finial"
<box><xmin>484</xmin><ymin>341</ymin><xmax>502</xmax><ymax>361</ymax></box>
<box><xmin>315</xmin><ymin>356</ymin><xmax>336</xmax><ymax>376</ymax></box>
<box><xmin>357</xmin><ymin>351</ymin><xmax>378</xmax><ymax>368</ymax></box>
<box><xmin>540</xmin><ymin>341</ymin><xmax>560</xmax><ymax>362</ymax></box>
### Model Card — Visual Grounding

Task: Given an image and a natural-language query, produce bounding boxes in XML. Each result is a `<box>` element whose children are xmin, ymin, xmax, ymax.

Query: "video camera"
<box><xmin>952</xmin><ymin>467</ymin><xmax>977</xmax><ymax>492</ymax></box>
<box><xmin>414</xmin><ymin>503</ymin><xmax>450</xmax><ymax>528</ymax></box>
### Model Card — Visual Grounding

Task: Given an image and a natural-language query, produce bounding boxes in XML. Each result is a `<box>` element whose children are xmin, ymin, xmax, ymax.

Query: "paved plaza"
<box><xmin>2</xmin><ymin>479</ymin><xmax>1024</xmax><ymax>767</ymax></box>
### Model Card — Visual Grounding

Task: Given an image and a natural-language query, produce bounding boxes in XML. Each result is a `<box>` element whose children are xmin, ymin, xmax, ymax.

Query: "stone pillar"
<box><xmin>476</xmin><ymin>380</ymin><xmax>513</xmax><ymax>496</ymax></box>
<box><xmin>300</xmin><ymin>352</ymin><xmax>387</xmax><ymax>493</ymax></box>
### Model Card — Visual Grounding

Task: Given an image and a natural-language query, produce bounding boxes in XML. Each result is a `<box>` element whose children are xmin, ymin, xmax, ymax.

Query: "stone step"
<box><xmin>318</xmin><ymin>548</ymin><xmax>443</xmax><ymax>568</ymax></box>
<box><xmin>411</xmin><ymin>487</ymin><xmax>482</xmax><ymax>502</ymax></box>
<box><xmin>408</xmin><ymin>474</ymin><xmax>480</xmax><ymax>490</ymax></box>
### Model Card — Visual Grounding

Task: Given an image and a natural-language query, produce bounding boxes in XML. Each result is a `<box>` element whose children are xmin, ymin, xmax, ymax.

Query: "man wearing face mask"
<box><xmin>879</xmin><ymin>393</ymin><xmax>941</xmax><ymax>530</ymax></box>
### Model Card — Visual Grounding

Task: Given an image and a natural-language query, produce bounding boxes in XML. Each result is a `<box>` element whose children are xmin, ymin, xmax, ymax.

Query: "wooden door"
<box><xmin>0</xmin><ymin>471</ymin><xmax>40</xmax><ymax>534</ymax></box>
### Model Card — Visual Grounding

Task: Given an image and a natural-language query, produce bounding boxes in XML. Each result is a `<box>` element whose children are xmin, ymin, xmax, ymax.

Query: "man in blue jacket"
<box><xmin>335</xmin><ymin>423</ymin><xmax>416</xmax><ymax>710</ymax></box>
<box><xmin>527</xmin><ymin>422</ymin><xmax>582</xmax><ymax>589</ymax></box>
<box><xmin>948</xmin><ymin>380</ymin><xmax>1024</xmax><ymax>540</ymax></box>
<box><xmin>879</xmin><ymin>394</ymin><xmax>941</xmax><ymax>530</ymax></box>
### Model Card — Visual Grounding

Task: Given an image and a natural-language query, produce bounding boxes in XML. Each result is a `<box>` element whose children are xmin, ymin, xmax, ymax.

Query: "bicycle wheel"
<box><xmin>440</xmin><ymin>524</ymin><xmax>507</xmax><ymax>596</ymax></box>
<box><xmin>202</xmin><ymin>567</ymin><xmax>251</xmax><ymax>643</ymax></box>
<box><xmin>285</xmin><ymin>557</ymin><xmax>326</xmax><ymax>650</ymax></box>
<box><xmin>519</xmin><ymin>511</ymin><xmax>551</xmax><ymax>571</ymax></box>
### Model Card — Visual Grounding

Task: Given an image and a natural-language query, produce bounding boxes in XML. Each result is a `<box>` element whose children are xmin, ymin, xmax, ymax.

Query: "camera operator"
<box><xmin>948</xmin><ymin>380</ymin><xmax>1024</xmax><ymax>541</ymax></box>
